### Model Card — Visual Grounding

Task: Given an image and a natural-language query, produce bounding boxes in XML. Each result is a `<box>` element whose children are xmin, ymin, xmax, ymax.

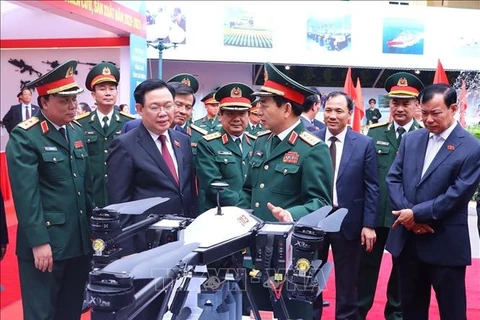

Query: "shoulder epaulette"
<box><xmin>245</xmin><ymin>132</ymin><xmax>257</xmax><ymax>140</ymax></box>
<box><xmin>74</xmin><ymin>112</ymin><xmax>90</xmax><ymax>121</ymax></box>
<box><xmin>17</xmin><ymin>116</ymin><xmax>39</xmax><ymax>130</ymax></box>
<box><xmin>368</xmin><ymin>121</ymin><xmax>389</xmax><ymax>129</ymax></box>
<box><xmin>190</xmin><ymin>124</ymin><xmax>208</xmax><ymax>136</ymax></box>
<box><xmin>72</xmin><ymin>120</ymin><xmax>82</xmax><ymax>127</ymax></box>
<box><xmin>257</xmin><ymin>130</ymin><xmax>271</xmax><ymax>137</ymax></box>
<box><xmin>299</xmin><ymin>131</ymin><xmax>321</xmax><ymax>146</ymax></box>
<box><xmin>119</xmin><ymin>111</ymin><xmax>136</xmax><ymax>119</ymax></box>
<box><xmin>203</xmin><ymin>131</ymin><xmax>222</xmax><ymax>141</ymax></box>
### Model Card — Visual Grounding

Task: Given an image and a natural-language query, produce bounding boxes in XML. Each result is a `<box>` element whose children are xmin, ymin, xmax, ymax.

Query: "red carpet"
<box><xmin>1</xmin><ymin>198</ymin><xmax>479</xmax><ymax>319</ymax></box>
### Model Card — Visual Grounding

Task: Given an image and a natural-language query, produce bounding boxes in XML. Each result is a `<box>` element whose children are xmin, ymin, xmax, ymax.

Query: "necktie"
<box><xmin>329</xmin><ymin>136</ymin><xmax>337</xmax><ymax>176</ymax></box>
<box><xmin>25</xmin><ymin>106</ymin><xmax>30</xmax><ymax>120</ymax></box>
<box><xmin>397</xmin><ymin>127</ymin><xmax>406</xmax><ymax>145</ymax></box>
<box><xmin>270</xmin><ymin>136</ymin><xmax>281</xmax><ymax>152</ymax></box>
<box><xmin>102</xmin><ymin>116</ymin><xmax>109</xmax><ymax>133</ymax></box>
<box><xmin>58</xmin><ymin>127</ymin><xmax>68</xmax><ymax>142</ymax></box>
<box><xmin>234</xmin><ymin>138</ymin><xmax>242</xmax><ymax>152</ymax></box>
<box><xmin>159</xmin><ymin>135</ymin><xmax>179</xmax><ymax>184</ymax></box>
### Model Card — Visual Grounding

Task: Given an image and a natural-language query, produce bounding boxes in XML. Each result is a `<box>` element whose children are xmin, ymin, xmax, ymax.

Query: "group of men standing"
<box><xmin>4</xmin><ymin>57</ymin><xmax>480</xmax><ymax>320</ymax></box>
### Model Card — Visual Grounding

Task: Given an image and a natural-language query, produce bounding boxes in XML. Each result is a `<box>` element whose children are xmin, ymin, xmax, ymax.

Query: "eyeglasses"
<box><xmin>146</xmin><ymin>104</ymin><xmax>174</xmax><ymax>113</ymax></box>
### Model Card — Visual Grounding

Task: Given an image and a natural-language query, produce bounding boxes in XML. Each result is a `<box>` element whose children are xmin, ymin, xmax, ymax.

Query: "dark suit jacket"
<box><xmin>315</xmin><ymin>129</ymin><xmax>379</xmax><ymax>240</ymax></box>
<box><xmin>313</xmin><ymin>118</ymin><xmax>326</xmax><ymax>130</ymax></box>
<box><xmin>300</xmin><ymin>116</ymin><xmax>325</xmax><ymax>132</ymax></box>
<box><xmin>107</xmin><ymin>123</ymin><xmax>198</xmax><ymax>252</ymax></box>
<box><xmin>120</xmin><ymin>118</ymin><xmax>141</xmax><ymax>134</ymax></box>
<box><xmin>386</xmin><ymin>124</ymin><xmax>480</xmax><ymax>266</ymax></box>
<box><xmin>2</xmin><ymin>104</ymin><xmax>39</xmax><ymax>134</ymax></box>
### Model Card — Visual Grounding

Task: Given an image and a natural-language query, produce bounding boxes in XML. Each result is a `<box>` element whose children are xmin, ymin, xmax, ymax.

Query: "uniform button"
<box><xmin>254</xmin><ymin>202</ymin><xmax>260</xmax><ymax>208</ymax></box>
<box><xmin>81</xmin><ymin>154</ymin><xmax>84</xmax><ymax>158</ymax></box>
<box><xmin>259</xmin><ymin>183</ymin><xmax>265</xmax><ymax>189</ymax></box>
<box><xmin>244</xmin><ymin>174</ymin><xmax>247</xmax><ymax>178</ymax></box>
<box><xmin>52</xmin><ymin>157</ymin><xmax>57</xmax><ymax>162</ymax></box>
<box><xmin>70</xmin><ymin>156</ymin><xmax>73</xmax><ymax>160</ymax></box>
<box><xmin>224</xmin><ymin>159</ymin><xmax>228</xmax><ymax>163</ymax></box>
<box><xmin>104</xmin><ymin>174</ymin><xmax>108</xmax><ymax>178</ymax></box>
<box><xmin>80</xmin><ymin>210</ymin><xmax>83</xmax><ymax>215</ymax></box>
<box><xmin>87</xmin><ymin>139</ymin><xmax>91</xmax><ymax>142</ymax></box>
<box><xmin>104</xmin><ymin>162</ymin><xmax>107</xmax><ymax>166</ymax></box>
<box><xmin>73</xmin><ymin>173</ymin><xmax>77</xmax><ymax>178</ymax></box>
<box><xmin>283</xmin><ymin>169</ymin><xmax>288</xmax><ymax>174</ymax></box>
<box><xmin>242</xmin><ymin>161</ymin><xmax>246</xmax><ymax>165</ymax></box>
<box><xmin>46</xmin><ymin>221</ymin><xmax>51</xmax><ymax>227</ymax></box>
<box><xmin>377</xmin><ymin>150</ymin><xmax>382</xmax><ymax>154</ymax></box>
<box><xmin>104</xmin><ymin>150</ymin><xmax>108</xmax><ymax>154</ymax></box>
<box><xmin>104</xmin><ymin>137</ymin><xmax>108</xmax><ymax>141</ymax></box>
<box><xmin>77</xmin><ymin>192</ymin><xmax>81</xmax><ymax>196</ymax></box>
<box><xmin>264</xmin><ymin>165</ymin><xmax>269</xmax><ymax>170</ymax></box>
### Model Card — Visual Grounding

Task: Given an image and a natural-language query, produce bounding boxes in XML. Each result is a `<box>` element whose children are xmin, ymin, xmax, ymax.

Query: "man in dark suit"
<box><xmin>2</xmin><ymin>88</ymin><xmax>39</xmax><ymax>134</ymax></box>
<box><xmin>314</xmin><ymin>91</ymin><xmax>379</xmax><ymax>320</ymax></box>
<box><xmin>386</xmin><ymin>83</ymin><xmax>480</xmax><ymax>320</ymax></box>
<box><xmin>107</xmin><ymin>79</ymin><xmax>198</xmax><ymax>319</ymax></box>
<box><xmin>358</xmin><ymin>72</ymin><xmax>425</xmax><ymax>320</ymax></box>
<box><xmin>301</xmin><ymin>89</ymin><xmax>326</xmax><ymax>132</ymax></box>
<box><xmin>75</xmin><ymin>62</ymin><xmax>135</xmax><ymax>208</ymax></box>
<box><xmin>6</xmin><ymin>60</ymin><xmax>93</xmax><ymax>320</ymax></box>
<box><xmin>167</xmin><ymin>73</ymin><xmax>199</xmax><ymax>135</ymax></box>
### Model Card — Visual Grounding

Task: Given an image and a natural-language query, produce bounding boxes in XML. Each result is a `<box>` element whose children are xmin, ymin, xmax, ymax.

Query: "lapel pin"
<box><xmin>447</xmin><ymin>144</ymin><xmax>455</xmax><ymax>151</ymax></box>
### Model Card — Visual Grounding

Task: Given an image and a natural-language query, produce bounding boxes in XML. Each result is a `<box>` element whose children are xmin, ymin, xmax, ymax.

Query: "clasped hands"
<box><xmin>392</xmin><ymin>209</ymin><xmax>434</xmax><ymax>235</ymax></box>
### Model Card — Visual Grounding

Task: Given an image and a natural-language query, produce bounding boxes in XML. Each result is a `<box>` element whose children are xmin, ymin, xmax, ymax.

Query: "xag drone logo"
<box><xmin>294</xmin><ymin>240</ymin><xmax>310</xmax><ymax>249</ymax></box>
<box><xmin>237</xmin><ymin>214</ymin><xmax>249</xmax><ymax>227</ymax></box>
<box><xmin>89</xmin><ymin>296</ymin><xmax>111</xmax><ymax>307</ymax></box>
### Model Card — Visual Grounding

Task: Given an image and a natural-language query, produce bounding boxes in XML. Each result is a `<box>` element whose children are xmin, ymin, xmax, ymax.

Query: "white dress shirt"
<box><xmin>146</xmin><ymin>129</ymin><xmax>179</xmax><ymax>175</ymax></box>
<box><xmin>393</xmin><ymin>119</ymin><xmax>414</xmax><ymax>139</ymax></box>
<box><xmin>421</xmin><ymin>121</ymin><xmax>457</xmax><ymax>178</ymax></box>
<box><xmin>22</xmin><ymin>104</ymin><xmax>32</xmax><ymax>121</ymax></box>
<box><xmin>96</xmin><ymin>109</ymin><xmax>114</xmax><ymax>127</ymax></box>
<box><xmin>276</xmin><ymin>120</ymin><xmax>301</xmax><ymax>141</ymax></box>
<box><xmin>325</xmin><ymin>127</ymin><xmax>348</xmax><ymax>207</ymax></box>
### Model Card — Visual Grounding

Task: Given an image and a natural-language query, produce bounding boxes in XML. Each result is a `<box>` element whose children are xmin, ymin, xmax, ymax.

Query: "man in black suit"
<box><xmin>314</xmin><ymin>91</ymin><xmax>379</xmax><ymax>320</ymax></box>
<box><xmin>301</xmin><ymin>89</ymin><xmax>326</xmax><ymax>132</ymax></box>
<box><xmin>2</xmin><ymin>88</ymin><xmax>39</xmax><ymax>134</ymax></box>
<box><xmin>386</xmin><ymin>83</ymin><xmax>480</xmax><ymax>320</ymax></box>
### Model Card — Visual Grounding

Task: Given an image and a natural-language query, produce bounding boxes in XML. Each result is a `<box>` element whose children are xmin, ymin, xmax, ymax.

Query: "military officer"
<box><xmin>193</xmin><ymin>90</ymin><xmax>222</xmax><ymax>133</ymax></box>
<box><xmin>6</xmin><ymin>60</ymin><xmax>93</xmax><ymax>320</ymax></box>
<box><xmin>196</xmin><ymin>83</ymin><xmax>257</xmax><ymax>213</ymax></box>
<box><xmin>75</xmin><ymin>62</ymin><xmax>135</xmax><ymax>208</ymax></box>
<box><xmin>166</xmin><ymin>73</ymin><xmax>199</xmax><ymax>135</ymax></box>
<box><xmin>365</xmin><ymin>98</ymin><xmax>382</xmax><ymax>125</ymax></box>
<box><xmin>246</xmin><ymin>98</ymin><xmax>263</xmax><ymax>136</ymax></box>
<box><xmin>358</xmin><ymin>72</ymin><xmax>425</xmax><ymax>320</ymax></box>
<box><xmin>238</xmin><ymin>62</ymin><xmax>333</xmax><ymax>320</ymax></box>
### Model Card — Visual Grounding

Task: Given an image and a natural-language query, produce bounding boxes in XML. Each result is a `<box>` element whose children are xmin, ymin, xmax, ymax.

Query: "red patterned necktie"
<box><xmin>159</xmin><ymin>135</ymin><xmax>179</xmax><ymax>184</ymax></box>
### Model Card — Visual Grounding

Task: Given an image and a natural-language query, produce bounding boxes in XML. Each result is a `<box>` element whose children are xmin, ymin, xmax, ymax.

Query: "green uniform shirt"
<box><xmin>6</xmin><ymin>113</ymin><xmax>94</xmax><ymax>260</ymax></box>
<box><xmin>238</xmin><ymin>122</ymin><xmax>332</xmax><ymax>222</ymax></box>
<box><xmin>193</xmin><ymin>115</ymin><xmax>222</xmax><ymax>134</ymax></box>
<box><xmin>367</xmin><ymin>120</ymin><xmax>422</xmax><ymax>227</ymax></box>
<box><xmin>76</xmin><ymin>110</ymin><xmax>135</xmax><ymax>208</ymax></box>
<box><xmin>195</xmin><ymin>128</ymin><xmax>256</xmax><ymax>213</ymax></box>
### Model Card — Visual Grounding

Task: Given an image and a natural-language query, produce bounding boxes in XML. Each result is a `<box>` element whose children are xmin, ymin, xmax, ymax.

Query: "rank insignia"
<box><xmin>174</xmin><ymin>140</ymin><xmax>180</xmax><ymax>148</ymax></box>
<box><xmin>74</xmin><ymin>140</ymin><xmax>84</xmax><ymax>149</ymax></box>
<box><xmin>222</xmin><ymin>134</ymin><xmax>229</xmax><ymax>145</ymax></box>
<box><xmin>40</xmin><ymin>120</ymin><xmax>49</xmax><ymax>134</ymax></box>
<box><xmin>283</xmin><ymin>151</ymin><xmax>299</xmax><ymax>164</ymax></box>
<box><xmin>447</xmin><ymin>144</ymin><xmax>455</xmax><ymax>151</ymax></box>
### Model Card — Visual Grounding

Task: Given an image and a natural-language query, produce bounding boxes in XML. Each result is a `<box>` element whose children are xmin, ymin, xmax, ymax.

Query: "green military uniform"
<box><xmin>193</xmin><ymin>114</ymin><xmax>222</xmax><ymax>133</ymax></box>
<box><xmin>246</xmin><ymin>123</ymin><xmax>263</xmax><ymax>136</ymax></box>
<box><xmin>358</xmin><ymin>72</ymin><xmax>425</xmax><ymax>320</ymax></box>
<box><xmin>238</xmin><ymin>62</ymin><xmax>333</xmax><ymax>320</ymax></box>
<box><xmin>76</xmin><ymin>62</ymin><xmax>135</xmax><ymax>208</ymax></box>
<box><xmin>195</xmin><ymin>82</ymin><xmax>257</xmax><ymax>213</ymax></box>
<box><xmin>76</xmin><ymin>110</ymin><xmax>134</xmax><ymax>208</ymax></box>
<box><xmin>366</xmin><ymin>107</ymin><xmax>382</xmax><ymax>125</ymax></box>
<box><xmin>6</xmin><ymin>60</ymin><xmax>93</xmax><ymax>320</ymax></box>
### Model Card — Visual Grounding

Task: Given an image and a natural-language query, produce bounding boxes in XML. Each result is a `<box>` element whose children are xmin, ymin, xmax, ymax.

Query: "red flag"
<box><xmin>343</xmin><ymin>67</ymin><xmax>356</xmax><ymax>126</ymax></box>
<box><xmin>459</xmin><ymin>79</ymin><xmax>467</xmax><ymax>128</ymax></box>
<box><xmin>433</xmin><ymin>59</ymin><xmax>449</xmax><ymax>85</ymax></box>
<box><xmin>353</xmin><ymin>78</ymin><xmax>365</xmax><ymax>132</ymax></box>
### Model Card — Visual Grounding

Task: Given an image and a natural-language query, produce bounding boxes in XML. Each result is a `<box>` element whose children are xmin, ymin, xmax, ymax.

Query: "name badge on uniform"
<box><xmin>74</xmin><ymin>140</ymin><xmax>84</xmax><ymax>149</ymax></box>
<box><xmin>254</xmin><ymin>150</ymin><xmax>264</xmax><ymax>158</ymax></box>
<box><xmin>85</xmin><ymin>131</ymin><xmax>95</xmax><ymax>135</ymax></box>
<box><xmin>218</xmin><ymin>151</ymin><xmax>232</xmax><ymax>155</ymax></box>
<box><xmin>376</xmin><ymin>141</ymin><xmax>389</xmax><ymax>146</ymax></box>
<box><xmin>44</xmin><ymin>146</ymin><xmax>58</xmax><ymax>151</ymax></box>
<box><xmin>283</xmin><ymin>151</ymin><xmax>299</xmax><ymax>164</ymax></box>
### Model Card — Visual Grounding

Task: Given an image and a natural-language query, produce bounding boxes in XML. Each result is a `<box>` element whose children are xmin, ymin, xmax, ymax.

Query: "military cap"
<box><xmin>250</xmin><ymin>98</ymin><xmax>260</xmax><ymax>114</ymax></box>
<box><xmin>85</xmin><ymin>62</ymin><xmax>120</xmax><ymax>92</ymax></box>
<box><xmin>201</xmin><ymin>90</ymin><xmax>219</xmax><ymax>105</ymax></box>
<box><xmin>252</xmin><ymin>62</ymin><xmax>315</xmax><ymax>105</ymax></box>
<box><xmin>27</xmin><ymin>59</ymin><xmax>83</xmax><ymax>96</ymax></box>
<box><xmin>167</xmin><ymin>73</ymin><xmax>199</xmax><ymax>94</ymax></box>
<box><xmin>385</xmin><ymin>72</ymin><xmax>425</xmax><ymax>98</ymax></box>
<box><xmin>215</xmin><ymin>83</ymin><xmax>255</xmax><ymax>111</ymax></box>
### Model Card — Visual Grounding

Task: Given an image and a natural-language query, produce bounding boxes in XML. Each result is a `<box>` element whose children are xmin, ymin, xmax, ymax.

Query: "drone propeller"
<box><xmin>315</xmin><ymin>261</ymin><xmax>333</xmax><ymax>297</ymax></box>
<box><xmin>129</xmin><ymin>242</ymin><xmax>200</xmax><ymax>279</ymax></box>
<box><xmin>103</xmin><ymin>197</ymin><xmax>170</xmax><ymax>215</ymax></box>
<box><xmin>296</xmin><ymin>205</ymin><xmax>333</xmax><ymax>227</ymax></box>
<box><xmin>103</xmin><ymin>240</ymin><xmax>185</xmax><ymax>274</ymax></box>
<box><xmin>317</xmin><ymin>208</ymin><xmax>348</xmax><ymax>232</ymax></box>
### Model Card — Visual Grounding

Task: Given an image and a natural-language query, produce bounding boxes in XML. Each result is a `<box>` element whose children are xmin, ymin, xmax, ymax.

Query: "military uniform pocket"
<box><xmin>74</xmin><ymin>149</ymin><xmax>88</xmax><ymax>176</ymax></box>
<box><xmin>41</xmin><ymin>152</ymin><xmax>67</xmax><ymax>181</ymax></box>
<box><xmin>215</xmin><ymin>155</ymin><xmax>237</xmax><ymax>179</ymax></box>
<box><xmin>271</xmin><ymin>163</ymin><xmax>300</xmax><ymax>195</ymax></box>
<box><xmin>375</xmin><ymin>145</ymin><xmax>391</xmax><ymax>169</ymax></box>
<box><xmin>85</xmin><ymin>135</ymin><xmax>99</xmax><ymax>155</ymax></box>
<box><xmin>44</xmin><ymin>212</ymin><xmax>66</xmax><ymax>250</ymax></box>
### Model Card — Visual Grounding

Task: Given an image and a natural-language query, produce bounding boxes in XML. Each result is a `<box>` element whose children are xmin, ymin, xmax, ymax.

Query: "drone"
<box><xmin>86</xmin><ymin>184</ymin><xmax>347</xmax><ymax>320</ymax></box>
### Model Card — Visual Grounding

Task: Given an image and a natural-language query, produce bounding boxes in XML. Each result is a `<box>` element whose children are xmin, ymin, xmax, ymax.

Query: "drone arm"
<box><xmin>114</xmin><ymin>215</ymin><xmax>162</xmax><ymax>244</ymax></box>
